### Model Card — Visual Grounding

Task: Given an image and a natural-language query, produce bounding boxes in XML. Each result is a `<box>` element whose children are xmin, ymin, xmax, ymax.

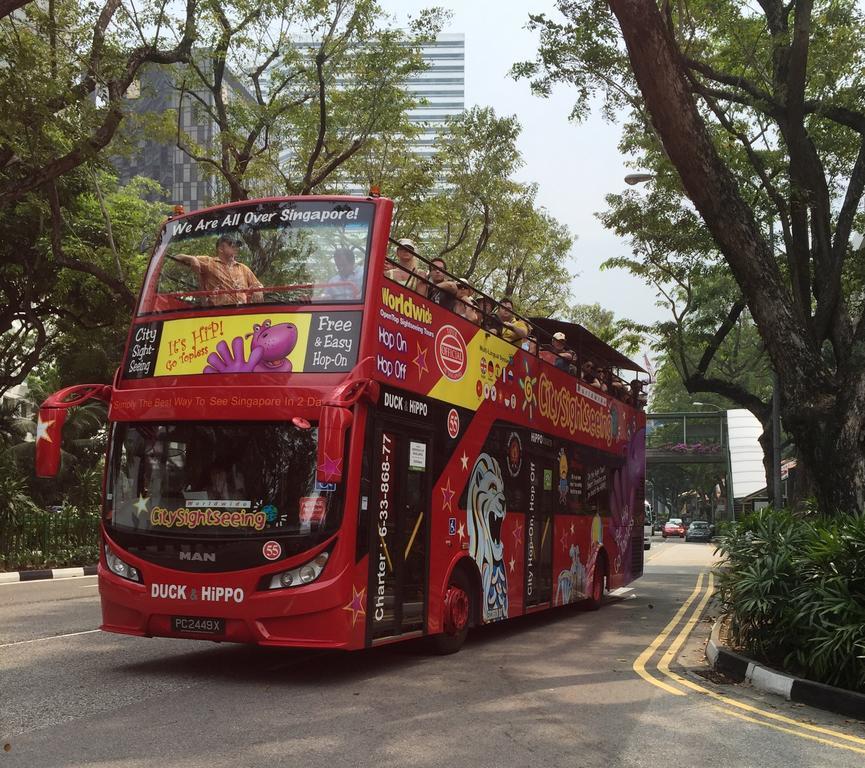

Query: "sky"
<box><xmin>381</xmin><ymin>0</ymin><xmax>668</xmax><ymax>343</ymax></box>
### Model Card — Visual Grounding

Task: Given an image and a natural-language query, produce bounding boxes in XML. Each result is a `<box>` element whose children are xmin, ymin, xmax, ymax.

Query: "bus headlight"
<box><xmin>267</xmin><ymin>551</ymin><xmax>329</xmax><ymax>590</ymax></box>
<box><xmin>104</xmin><ymin>544</ymin><xmax>142</xmax><ymax>583</ymax></box>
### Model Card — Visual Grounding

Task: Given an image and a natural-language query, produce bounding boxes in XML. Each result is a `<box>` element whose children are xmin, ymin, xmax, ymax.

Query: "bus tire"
<box><xmin>584</xmin><ymin>554</ymin><xmax>607</xmax><ymax>611</ymax></box>
<box><xmin>431</xmin><ymin>568</ymin><xmax>472</xmax><ymax>655</ymax></box>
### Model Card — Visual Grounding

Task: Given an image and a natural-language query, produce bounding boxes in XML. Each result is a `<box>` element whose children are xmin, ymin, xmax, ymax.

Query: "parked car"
<box><xmin>685</xmin><ymin>520</ymin><xmax>713</xmax><ymax>542</ymax></box>
<box><xmin>662</xmin><ymin>518</ymin><xmax>686</xmax><ymax>538</ymax></box>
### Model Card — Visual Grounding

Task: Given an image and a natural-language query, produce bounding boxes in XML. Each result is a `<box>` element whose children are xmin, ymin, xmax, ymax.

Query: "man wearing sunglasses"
<box><xmin>175</xmin><ymin>232</ymin><xmax>263</xmax><ymax>306</ymax></box>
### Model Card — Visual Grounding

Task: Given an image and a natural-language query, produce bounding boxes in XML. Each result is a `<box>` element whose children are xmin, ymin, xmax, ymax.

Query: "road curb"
<box><xmin>0</xmin><ymin>564</ymin><xmax>98</xmax><ymax>584</ymax></box>
<box><xmin>707</xmin><ymin>618</ymin><xmax>865</xmax><ymax>719</ymax></box>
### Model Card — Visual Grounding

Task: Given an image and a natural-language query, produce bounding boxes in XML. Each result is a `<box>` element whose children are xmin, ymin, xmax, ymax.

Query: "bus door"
<box><xmin>367</xmin><ymin>421</ymin><xmax>430</xmax><ymax>642</ymax></box>
<box><xmin>525</xmin><ymin>453</ymin><xmax>554</xmax><ymax>608</ymax></box>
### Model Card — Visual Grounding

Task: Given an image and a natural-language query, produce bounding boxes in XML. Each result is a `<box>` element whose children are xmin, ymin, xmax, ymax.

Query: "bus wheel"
<box><xmin>584</xmin><ymin>557</ymin><xmax>607</xmax><ymax>611</ymax></box>
<box><xmin>432</xmin><ymin>570</ymin><xmax>471</xmax><ymax>654</ymax></box>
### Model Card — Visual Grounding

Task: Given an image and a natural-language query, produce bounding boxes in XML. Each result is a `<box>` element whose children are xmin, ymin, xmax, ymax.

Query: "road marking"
<box><xmin>657</xmin><ymin>571</ymin><xmax>715</xmax><ymax>676</ymax></box>
<box><xmin>631</xmin><ymin>571</ymin><xmax>704</xmax><ymax>696</ymax></box>
<box><xmin>713</xmin><ymin>701</ymin><xmax>865</xmax><ymax>756</ymax></box>
<box><xmin>0</xmin><ymin>629</ymin><xmax>101</xmax><ymax>648</ymax></box>
<box><xmin>636</xmin><ymin>571</ymin><xmax>865</xmax><ymax>753</ymax></box>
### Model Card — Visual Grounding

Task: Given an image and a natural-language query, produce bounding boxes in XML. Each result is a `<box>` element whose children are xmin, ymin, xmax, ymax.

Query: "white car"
<box><xmin>644</xmin><ymin>501</ymin><xmax>652</xmax><ymax>550</ymax></box>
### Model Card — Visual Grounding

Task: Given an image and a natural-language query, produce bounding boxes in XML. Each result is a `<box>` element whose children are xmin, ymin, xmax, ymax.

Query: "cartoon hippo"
<box><xmin>247</xmin><ymin>319</ymin><xmax>298</xmax><ymax>372</ymax></box>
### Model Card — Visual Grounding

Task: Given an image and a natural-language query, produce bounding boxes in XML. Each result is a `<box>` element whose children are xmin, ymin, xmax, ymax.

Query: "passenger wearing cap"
<box><xmin>174</xmin><ymin>233</ymin><xmax>263</xmax><ymax>306</ymax></box>
<box><xmin>539</xmin><ymin>332</ymin><xmax>574</xmax><ymax>369</ymax></box>
<box><xmin>385</xmin><ymin>237</ymin><xmax>428</xmax><ymax>297</ymax></box>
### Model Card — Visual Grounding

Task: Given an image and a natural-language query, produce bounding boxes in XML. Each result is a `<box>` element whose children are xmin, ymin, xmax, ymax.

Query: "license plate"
<box><xmin>171</xmin><ymin>616</ymin><xmax>225</xmax><ymax>635</ymax></box>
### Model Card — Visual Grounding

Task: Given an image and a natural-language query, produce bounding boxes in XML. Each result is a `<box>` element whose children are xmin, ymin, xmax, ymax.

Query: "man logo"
<box><xmin>179</xmin><ymin>551</ymin><xmax>216</xmax><ymax>563</ymax></box>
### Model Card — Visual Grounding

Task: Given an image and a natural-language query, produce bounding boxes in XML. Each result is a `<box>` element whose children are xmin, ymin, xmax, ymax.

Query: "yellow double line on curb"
<box><xmin>634</xmin><ymin>571</ymin><xmax>865</xmax><ymax>756</ymax></box>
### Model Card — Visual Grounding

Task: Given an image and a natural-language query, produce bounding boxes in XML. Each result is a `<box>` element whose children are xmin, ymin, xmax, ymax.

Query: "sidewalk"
<box><xmin>0</xmin><ymin>564</ymin><xmax>97</xmax><ymax>584</ymax></box>
<box><xmin>707</xmin><ymin>618</ymin><xmax>865</xmax><ymax>719</ymax></box>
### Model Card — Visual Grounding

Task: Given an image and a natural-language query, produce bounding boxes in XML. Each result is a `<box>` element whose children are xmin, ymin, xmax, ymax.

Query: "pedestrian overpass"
<box><xmin>646</xmin><ymin>408</ymin><xmax>767</xmax><ymax>524</ymax></box>
<box><xmin>646</xmin><ymin>410</ymin><xmax>734</xmax><ymax>524</ymax></box>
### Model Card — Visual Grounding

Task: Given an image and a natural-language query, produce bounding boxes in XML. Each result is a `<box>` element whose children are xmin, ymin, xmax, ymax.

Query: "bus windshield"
<box><xmin>139</xmin><ymin>200</ymin><xmax>374</xmax><ymax>314</ymax></box>
<box><xmin>106</xmin><ymin>422</ymin><xmax>342</xmax><ymax>539</ymax></box>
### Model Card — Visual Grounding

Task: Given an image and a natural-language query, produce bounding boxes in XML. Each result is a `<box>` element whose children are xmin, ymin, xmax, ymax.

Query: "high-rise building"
<box><xmin>405</xmin><ymin>33</ymin><xmax>465</xmax><ymax>161</ymax></box>
<box><xmin>114</xmin><ymin>64</ymin><xmax>248</xmax><ymax>211</ymax></box>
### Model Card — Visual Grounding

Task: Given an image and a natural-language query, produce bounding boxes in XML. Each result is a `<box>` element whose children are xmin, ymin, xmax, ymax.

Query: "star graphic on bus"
<box><xmin>560</xmin><ymin>530</ymin><xmax>570</xmax><ymax>552</ymax></box>
<box><xmin>413</xmin><ymin>343</ymin><xmax>429</xmax><ymax>379</ymax></box>
<box><xmin>457</xmin><ymin>522</ymin><xmax>466</xmax><ymax>541</ymax></box>
<box><xmin>512</xmin><ymin>520</ymin><xmax>523</xmax><ymax>549</ymax></box>
<box><xmin>133</xmin><ymin>495</ymin><xmax>149</xmax><ymax>517</ymax></box>
<box><xmin>343</xmin><ymin>585</ymin><xmax>366</xmax><ymax>628</ymax></box>
<box><xmin>440</xmin><ymin>478</ymin><xmax>455</xmax><ymax>511</ymax></box>
<box><xmin>320</xmin><ymin>454</ymin><xmax>342</xmax><ymax>479</ymax></box>
<box><xmin>460</xmin><ymin>452</ymin><xmax>469</xmax><ymax>471</ymax></box>
<box><xmin>509</xmin><ymin>556</ymin><xmax>515</xmax><ymax>573</ymax></box>
<box><xmin>35</xmin><ymin>416</ymin><xmax>54</xmax><ymax>443</ymax></box>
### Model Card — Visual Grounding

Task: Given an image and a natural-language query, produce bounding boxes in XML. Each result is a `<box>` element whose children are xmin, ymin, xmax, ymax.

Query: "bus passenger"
<box><xmin>427</xmin><ymin>257</ymin><xmax>458</xmax><ymax>311</ymax></box>
<box><xmin>523</xmin><ymin>335</ymin><xmax>539</xmax><ymax>354</ymax></box>
<box><xmin>454</xmin><ymin>279</ymin><xmax>480</xmax><ymax>324</ymax></box>
<box><xmin>630</xmin><ymin>379</ymin><xmax>647</xmax><ymax>409</ymax></box>
<box><xmin>322</xmin><ymin>246</ymin><xmax>363</xmax><ymax>299</ymax></box>
<box><xmin>477</xmin><ymin>296</ymin><xmax>502</xmax><ymax>334</ymax></box>
<box><xmin>174</xmin><ymin>233</ymin><xmax>263</xmax><ymax>306</ymax></box>
<box><xmin>497</xmin><ymin>298</ymin><xmax>529</xmax><ymax>345</ymax></box>
<box><xmin>581</xmin><ymin>360</ymin><xmax>602</xmax><ymax>388</ymax></box>
<box><xmin>385</xmin><ymin>238</ymin><xmax>428</xmax><ymax>297</ymax></box>
<box><xmin>548</xmin><ymin>332</ymin><xmax>576</xmax><ymax>370</ymax></box>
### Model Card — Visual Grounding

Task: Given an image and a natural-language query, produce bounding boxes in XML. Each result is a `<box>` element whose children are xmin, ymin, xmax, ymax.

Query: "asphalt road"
<box><xmin>2</xmin><ymin>538</ymin><xmax>864</xmax><ymax>768</ymax></box>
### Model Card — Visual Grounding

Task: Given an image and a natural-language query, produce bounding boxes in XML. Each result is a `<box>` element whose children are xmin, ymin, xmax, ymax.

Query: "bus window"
<box><xmin>106</xmin><ymin>422</ymin><xmax>343</xmax><ymax>539</ymax></box>
<box><xmin>140</xmin><ymin>200</ymin><xmax>374</xmax><ymax>313</ymax></box>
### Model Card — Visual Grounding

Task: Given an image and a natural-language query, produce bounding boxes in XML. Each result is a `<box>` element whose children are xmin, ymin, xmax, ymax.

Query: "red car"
<box><xmin>662</xmin><ymin>518</ymin><xmax>686</xmax><ymax>538</ymax></box>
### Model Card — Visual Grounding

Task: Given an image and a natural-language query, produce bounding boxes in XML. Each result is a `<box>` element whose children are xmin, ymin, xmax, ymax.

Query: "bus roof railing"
<box><xmin>385</xmin><ymin>238</ymin><xmax>646</xmax><ymax>376</ymax></box>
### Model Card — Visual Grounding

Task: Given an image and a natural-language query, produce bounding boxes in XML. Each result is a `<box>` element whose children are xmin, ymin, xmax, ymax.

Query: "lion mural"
<box><xmin>467</xmin><ymin>453</ymin><xmax>508</xmax><ymax>622</ymax></box>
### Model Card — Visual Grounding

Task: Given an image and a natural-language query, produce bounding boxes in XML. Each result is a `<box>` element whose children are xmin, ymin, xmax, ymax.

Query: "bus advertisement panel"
<box><xmin>35</xmin><ymin>195</ymin><xmax>646</xmax><ymax>654</ymax></box>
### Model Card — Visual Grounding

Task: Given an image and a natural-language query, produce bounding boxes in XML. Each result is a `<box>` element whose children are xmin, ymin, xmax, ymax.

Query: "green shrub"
<box><xmin>716</xmin><ymin>508</ymin><xmax>865</xmax><ymax>693</ymax></box>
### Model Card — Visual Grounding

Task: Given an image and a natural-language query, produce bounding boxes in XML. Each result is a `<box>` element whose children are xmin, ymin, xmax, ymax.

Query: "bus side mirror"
<box><xmin>35</xmin><ymin>408</ymin><xmax>67</xmax><ymax>478</ymax></box>
<box><xmin>317</xmin><ymin>405</ymin><xmax>353</xmax><ymax>484</ymax></box>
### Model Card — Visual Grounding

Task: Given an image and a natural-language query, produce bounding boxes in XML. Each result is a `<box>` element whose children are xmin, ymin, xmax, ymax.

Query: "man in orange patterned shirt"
<box><xmin>175</xmin><ymin>233</ymin><xmax>263</xmax><ymax>306</ymax></box>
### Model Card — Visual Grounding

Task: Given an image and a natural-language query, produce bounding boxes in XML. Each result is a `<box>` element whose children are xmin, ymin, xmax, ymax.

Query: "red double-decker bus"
<box><xmin>36</xmin><ymin>195</ymin><xmax>647</xmax><ymax>653</ymax></box>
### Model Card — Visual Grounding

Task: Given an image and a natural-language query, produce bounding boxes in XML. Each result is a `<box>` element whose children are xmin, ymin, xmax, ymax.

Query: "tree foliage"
<box><xmin>0</xmin><ymin>0</ymin><xmax>197</xmax><ymax>208</ymax></box>
<box><xmin>166</xmin><ymin>0</ymin><xmax>445</xmax><ymax>200</ymax></box>
<box><xmin>394</xmin><ymin>106</ymin><xmax>577</xmax><ymax>318</ymax></box>
<box><xmin>518</xmin><ymin>0</ymin><xmax>865</xmax><ymax>513</ymax></box>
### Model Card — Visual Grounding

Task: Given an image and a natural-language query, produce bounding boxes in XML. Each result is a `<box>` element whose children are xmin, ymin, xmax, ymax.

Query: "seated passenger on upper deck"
<box><xmin>477</xmin><ymin>296</ymin><xmax>502</xmax><ymax>334</ymax></box>
<box><xmin>545</xmin><ymin>332</ymin><xmax>576</xmax><ymax>370</ymax></box>
<box><xmin>427</xmin><ymin>257</ymin><xmax>459</xmax><ymax>311</ymax></box>
<box><xmin>454</xmin><ymin>279</ymin><xmax>480</xmax><ymax>324</ymax></box>
<box><xmin>385</xmin><ymin>238</ymin><xmax>428</xmax><ymax>297</ymax></box>
<box><xmin>497</xmin><ymin>298</ymin><xmax>529</xmax><ymax>345</ymax></box>
<box><xmin>581</xmin><ymin>359</ymin><xmax>602</xmax><ymax>388</ymax></box>
<box><xmin>322</xmin><ymin>246</ymin><xmax>363</xmax><ymax>299</ymax></box>
<box><xmin>174</xmin><ymin>233</ymin><xmax>263</xmax><ymax>306</ymax></box>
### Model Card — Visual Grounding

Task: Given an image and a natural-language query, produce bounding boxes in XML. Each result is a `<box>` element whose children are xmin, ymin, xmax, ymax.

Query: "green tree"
<box><xmin>519</xmin><ymin>0</ymin><xmax>865</xmax><ymax>513</ymax></box>
<box><xmin>0</xmin><ymin>171</ymin><xmax>169</xmax><ymax>395</ymax></box>
<box><xmin>396</xmin><ymin>107</ymin><xmax>577</xmax><ymax>317</ymax></box>
<box><xmin>0</xmin><ymin>0</ymin><xmax>197</xmax><ymax>209</ymax></box>
<box><xmin>567</xmin><ymin>302</ymin><xmax>642</xmax><ymax>356</ymax></box>
<box><xmin>169</xmin><ymin>0</ymin><xmax>444</xmax><ymax>201</ymax></box>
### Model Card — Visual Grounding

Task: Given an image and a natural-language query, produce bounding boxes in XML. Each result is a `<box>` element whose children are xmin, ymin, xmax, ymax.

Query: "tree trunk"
<box><xmin>607</xmin><ymin>0</ymin><xmax>865</xmax><ymax>514</ymax></box>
